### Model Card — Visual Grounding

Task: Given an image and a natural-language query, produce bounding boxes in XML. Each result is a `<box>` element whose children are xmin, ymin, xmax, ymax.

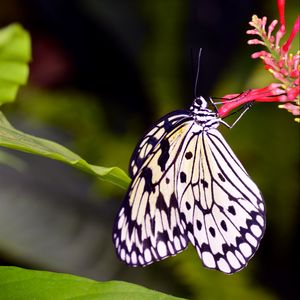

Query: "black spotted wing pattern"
<box><xmin>113</xmin><ymin>121</ymin><xmax>193</xmax><ymax>266</ymax></box>
<box><xmin>176</xmin><ymin>127</ymin><xmax>265</xmax><ymax>273</ymax></box>
<box><xmin>113</xmin><ymin>106</ymin><xmax>266</xmax><ymax>273</ymax></box>
<box><xmin>129</xmin><ymin>110</ymin><xmax>190</xmax><ymax>178</ymax></box>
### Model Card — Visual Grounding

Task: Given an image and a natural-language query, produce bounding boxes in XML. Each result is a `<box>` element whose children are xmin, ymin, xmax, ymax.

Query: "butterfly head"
<box><xmin>193</xmin><ymin>96</ymin><xmax>208</xmax><ymax>109</ymax></box>
<box><xmin>190</xmin><ymin>96</ymin><xmax>215</xmax><ymax>115</ymax></box>
<box><xmin>190</xmin><ymin>96</ymin><xmax>219</xmax><ymax>128</ymax></box>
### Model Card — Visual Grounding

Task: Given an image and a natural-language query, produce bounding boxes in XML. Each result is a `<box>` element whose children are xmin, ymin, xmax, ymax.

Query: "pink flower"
<box><xmin>218</xmin><ymin>0</ymin><xmax>299</xmax><ymax>121</ymax></box>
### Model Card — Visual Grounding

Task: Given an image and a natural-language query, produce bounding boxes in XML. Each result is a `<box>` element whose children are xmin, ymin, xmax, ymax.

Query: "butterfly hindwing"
<box><xmin>113</xmin><ymin>120</ymin><xmax>193</xmax><ymax>266</ymax></box>
<box><xmin>177</xmin><ymin>127</ymin><xmax>265</xmax><ymax>273</ymax></box>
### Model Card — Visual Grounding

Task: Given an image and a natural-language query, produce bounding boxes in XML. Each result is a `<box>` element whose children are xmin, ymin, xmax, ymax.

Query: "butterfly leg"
<box><xmin>220</xmin><ymin>103</ymin><xmax>253</xmax><ymax>129</ymax></box>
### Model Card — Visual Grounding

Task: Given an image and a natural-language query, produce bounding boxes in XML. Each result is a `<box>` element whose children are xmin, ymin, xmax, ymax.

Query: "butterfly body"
<box><xmin>113</xmin><ymin>96</ymin><xmax>265</xmax><ymax>274</ymax></box>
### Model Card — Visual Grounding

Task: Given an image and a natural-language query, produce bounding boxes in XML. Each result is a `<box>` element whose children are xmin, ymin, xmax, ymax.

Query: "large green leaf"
<box><xmin>0</xmin><ymin>23</ymin><xmax>31</xmax><ymax>105</ymax></box>
<box><xmin>0</xmin><ymin>111</ymin><xmax>130</xmax><ymax>189</ymax></box>
<box><xmin>0</xmin><ymin>267</ymin><xmax>185</xmax><ymax>300</ymax></box>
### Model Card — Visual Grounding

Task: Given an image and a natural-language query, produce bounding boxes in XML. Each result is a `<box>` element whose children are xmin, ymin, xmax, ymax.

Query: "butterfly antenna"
<box><xmin>194</xmin><ymin>48</ymin><xmax>202</xmax><ymax>98</ymax></box>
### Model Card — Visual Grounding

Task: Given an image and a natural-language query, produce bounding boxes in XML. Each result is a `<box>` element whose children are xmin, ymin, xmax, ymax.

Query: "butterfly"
<box><xmin>113</xmin><ymin>96</ymin><xmax>266</xmax><ymax>274</ymax></box>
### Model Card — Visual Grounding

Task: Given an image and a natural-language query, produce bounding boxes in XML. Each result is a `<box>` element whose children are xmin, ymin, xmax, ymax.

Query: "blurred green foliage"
<box><xmin>140</xmin><ymin>0</ymin><xmax>187</xmax><ymax>114</ymax></box>
<box><xmin>0</xmin><ymin>23</ymin><xmax>30</xmax><ymax>104</ymax></box>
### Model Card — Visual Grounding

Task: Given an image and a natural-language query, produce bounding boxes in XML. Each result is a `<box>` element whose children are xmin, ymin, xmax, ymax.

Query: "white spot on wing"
<box><xmin>119</xmin><ymin>207</ymin><xmax>124</xmax><ymax>215</ymax></box>
<box><xmin>246</xmin><ymin>233</ymin><xmax>258</xmax><ymax>247</ymax></box>
<box><xmin>157</xmin><ymin>241</ymin><xmax>167</xmax><ymax>257</ymax></box>
<box><xmin>226</xmin><ymin>251</ymin><xmax>241</xmax><ymax>269</ymax></box>
<box><xmin>202</xmin><ymin>252</ymin><xmax>216</xmax><ymax>268</ymax></box>
<box><xmin>144</xmin><ymin>248</ymin><xmax>152</xmax><ymax>263</ymax></box>
<box><xmin>240</xmin><ymin>243</ymin><xmax>252</xmax><ymax>258</ymax></box>
<box><xmin>132</xmin><ymin>166</ymin><xmax>138</xmax><ymax>175</ymax></box>
<box><xmin>174</xmin><ymin>237</ymin><xmax>181</xmax><ymax>251</ymax></box>
<box><xmin>251</xmin><ymin>224</ymin><xmax>262</xmax><ymax>237</ymax></box>
<box><xmin>217</xmin><ymin>258</ymin><xmax>231</xmax><ymax>273</ymax></box>
<box><xmin>120</xmin><ymin>249</ymin><xmax>126</xmax><ymax>261</ymax></box>
<box><xmin>131</xmin><ymin>251</ymin><xmax>137</xmax><ymax>264</ymax></box>
<box><xmin>118</xmin><ymin>213</ymin><xmax>125</xmax><ymax>229</ymax></box>
<box><xmin>259</xmin><ymin>203</ymin><xmax>265</xmax><ymax>211</ymax></box>
<box><xmin>256</xmin><ymin>215</ymin><xmax>264</xmax><ymax>226</ymax></box>
<box><xmin>126</xmin><ymin>254</ymin><xmax>130</xmax><ymax>264</ymax></box>
<box><xmin>138</xmin><ymin>255</ymin><xmax>144</xmax><ymax>265</ymax></box>
<box><xmin>235</xmin><ymin>250</ymin><xmax>246</xmax><ymax>264</ymax></box>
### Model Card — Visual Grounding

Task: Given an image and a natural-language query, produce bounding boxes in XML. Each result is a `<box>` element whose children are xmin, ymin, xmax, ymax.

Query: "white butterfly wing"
<box><xmin>129</xmin><ymin>110</ymin><xmax>190</xmax><ymax>178</ymax></box>
<box><xmin>114</xmin><ymin>106</ymin><xmax>265</xmax><ymax>273</ymax></box>
<box><xmin>177</xmin><ymin>127</ymin><xmax>265</xmax><ymax>273</ymax></box>
<box><xmin>113</xmin><ymin>120</ymin><xmax>193</xmax><ymax>266</ymax></box>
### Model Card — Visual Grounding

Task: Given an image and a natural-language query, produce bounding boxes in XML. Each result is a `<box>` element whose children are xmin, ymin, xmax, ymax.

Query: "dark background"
<box><xmin>0</xmin><ymin>1</ymin><xmax>299</xmax><ymax>299</ymax></box>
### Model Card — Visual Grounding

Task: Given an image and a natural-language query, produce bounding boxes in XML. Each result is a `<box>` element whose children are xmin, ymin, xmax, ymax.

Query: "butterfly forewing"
<box><xmin>113</xmin><ymin>120</ymin><xmax>193</xmax><ymax>266</ymax></box>
<box><xmin>129</xmin><ymin>110</ymin><xmax>190</xmax><ymax>178</ymax></box>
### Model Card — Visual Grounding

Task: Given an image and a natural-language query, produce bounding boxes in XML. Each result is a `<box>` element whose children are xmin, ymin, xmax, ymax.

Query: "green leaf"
<box><xmin>0</xmin><ymin>111</ymin><xmax>130</xmax><ymax>189</ymax></box>
<box><xmin>0</xmin><ymin>267</ymin><xmax>185</xmax><ymax>300</ymax></box>
<box><xmin>0</xmin><ymin>23</ymin><xmax>31</xmax><ymax>105</ymax></box>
